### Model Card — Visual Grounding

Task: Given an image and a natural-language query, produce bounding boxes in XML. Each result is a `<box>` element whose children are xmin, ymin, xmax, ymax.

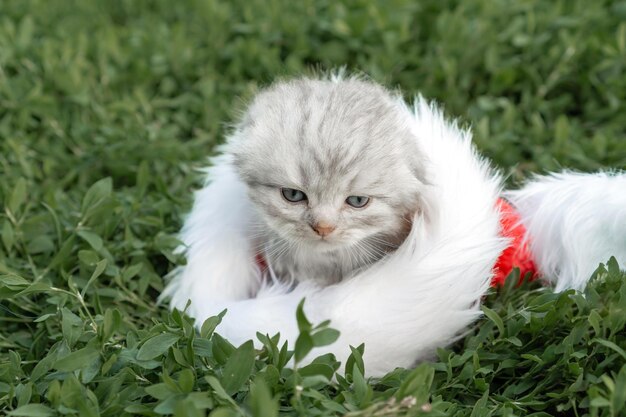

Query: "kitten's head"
<box><xmin>232</xmin><ymin>77</ymin><xmax>428</xmax><ymax>252</ymax></box>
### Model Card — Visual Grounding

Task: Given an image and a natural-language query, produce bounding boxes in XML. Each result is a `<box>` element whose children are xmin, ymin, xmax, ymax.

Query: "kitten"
<box><xmin>230</xmin><ymin>78</ymin><xmax>429</xmax><ymax>285</ymax></box>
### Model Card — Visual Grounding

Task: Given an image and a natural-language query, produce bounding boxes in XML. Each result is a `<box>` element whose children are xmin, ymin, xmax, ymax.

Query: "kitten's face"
<box><xmin>232</xmin><ymin>78</ymin><xmax>427</xmax><ymax>252</ymax></box>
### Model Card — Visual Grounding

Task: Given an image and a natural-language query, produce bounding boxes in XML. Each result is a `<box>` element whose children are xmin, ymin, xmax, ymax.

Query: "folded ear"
<box><xmin>160</xmin><ymin>153</ymin><xmax>263</xmax><ymax>320</ymax></box>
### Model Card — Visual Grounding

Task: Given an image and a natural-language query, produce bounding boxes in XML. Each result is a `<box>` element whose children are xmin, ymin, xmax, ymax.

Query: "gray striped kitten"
<box><xmin>231</xmin><ymin>78</ymin><xmax>429</xmax><ymax>285</ymax></box>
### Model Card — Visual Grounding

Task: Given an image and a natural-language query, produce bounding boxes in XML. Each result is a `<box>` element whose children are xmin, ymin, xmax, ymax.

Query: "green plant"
<box><xmin>1</xmin><ymin>1</ymin><xmax>624</xmax><ymax>415</ymax></box>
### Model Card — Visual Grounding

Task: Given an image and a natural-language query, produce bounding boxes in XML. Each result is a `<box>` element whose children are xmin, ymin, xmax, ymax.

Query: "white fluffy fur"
<box><xmin>506</xmin><ymin>171</ymin><xmax>626</xmax><ymax>292</ymax></box>
<box><xmin>161</xmin><ymin>78</ymin><xmax>625</xmax><ymax>377</ymax></box>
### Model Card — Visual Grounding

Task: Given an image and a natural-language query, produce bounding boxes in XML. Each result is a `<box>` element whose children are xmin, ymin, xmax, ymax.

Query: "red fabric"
<box><xmin>492</xmin><ymin>198</ymin><xmax>538</xmax><ymax>286</ymax></box>
<box><xmin>255</xmin><ymin>253</ymin><xmax>268</xmax><ymax>272</ymax></box>
<box><xmin>255</xmin><ymin>198</ymin><xmax>538</xmax><ymax>287</ymax></box>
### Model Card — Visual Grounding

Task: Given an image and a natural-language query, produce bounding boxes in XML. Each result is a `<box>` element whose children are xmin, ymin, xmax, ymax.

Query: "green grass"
<box><xmin>1</xmin><ymin>0</ymin><xmax>625</xmax><ymax>416</ymax></box>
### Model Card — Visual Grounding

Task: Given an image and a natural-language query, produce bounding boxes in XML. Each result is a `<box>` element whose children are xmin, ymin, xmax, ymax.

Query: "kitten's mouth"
<box><xmin>308</xmin><ymin>235</ymin><xmax>346</xmax><ymax>250</ymax></box>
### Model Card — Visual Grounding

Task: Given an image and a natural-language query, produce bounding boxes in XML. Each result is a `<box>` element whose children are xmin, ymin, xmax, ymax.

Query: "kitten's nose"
<box><xmin>311</xmin><ymin>222</ymin><xmax>336</xmax><ymax>237</ymax></box>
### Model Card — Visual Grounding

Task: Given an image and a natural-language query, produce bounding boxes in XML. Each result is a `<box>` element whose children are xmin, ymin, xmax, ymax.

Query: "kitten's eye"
<box><xmin>346</xmin><ymin>196</ymin><xmax>370</xmax><ymax>208</ymax></box>
<box><xmin>281</xmin><ymin>188</ymin><xmax>307</xmax><ymax>203</ymax></box>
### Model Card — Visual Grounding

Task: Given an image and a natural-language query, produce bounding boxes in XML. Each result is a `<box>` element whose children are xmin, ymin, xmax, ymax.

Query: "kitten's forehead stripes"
<box><xmin>297</xmin><ymin>84</ymin><xmax>312</xmax><ymax>146</ymax></box>
<box><xmin>298</xmin><ymin>164</ymin><xmax>311</xmax><ymax>188</ymax></box>
<box><xmin>297</xmin><ymin>109</ymin><xmax>311</xmax><ymax>147</ymax></box>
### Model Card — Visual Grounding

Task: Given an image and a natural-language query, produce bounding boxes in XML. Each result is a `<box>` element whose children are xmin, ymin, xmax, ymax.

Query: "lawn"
<box><xmin>1</xmin><ymin>0</ymin><xmax>625</xmax><ymax>416</ymax></box>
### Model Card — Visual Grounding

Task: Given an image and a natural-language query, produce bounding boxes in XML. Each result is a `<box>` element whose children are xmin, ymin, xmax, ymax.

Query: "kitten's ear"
<box><xmin>415</xmin><ymin>185</ymin><xmax>439</xmax><ymax>228</ymax></box>
<box><xmin>406</xmin><ymin>140</ymin><xmax>431</xmax><ymax>185</ymax></box>
<box><xmin>225</xmin><ymin>131</ymin><xmax>257</xmax><ymax>186</ymax></box>
<box><xmin>407</xmin><ymin>150</ymin><xmax>438</xmax><ymax>225</ymax></box>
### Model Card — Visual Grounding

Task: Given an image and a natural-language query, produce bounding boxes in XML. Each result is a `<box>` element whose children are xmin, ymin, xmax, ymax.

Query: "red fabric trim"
<box><xmin>492</xmin><ymin>198</ymin><xmax>538</xmax><ymax>286</ymax></box>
